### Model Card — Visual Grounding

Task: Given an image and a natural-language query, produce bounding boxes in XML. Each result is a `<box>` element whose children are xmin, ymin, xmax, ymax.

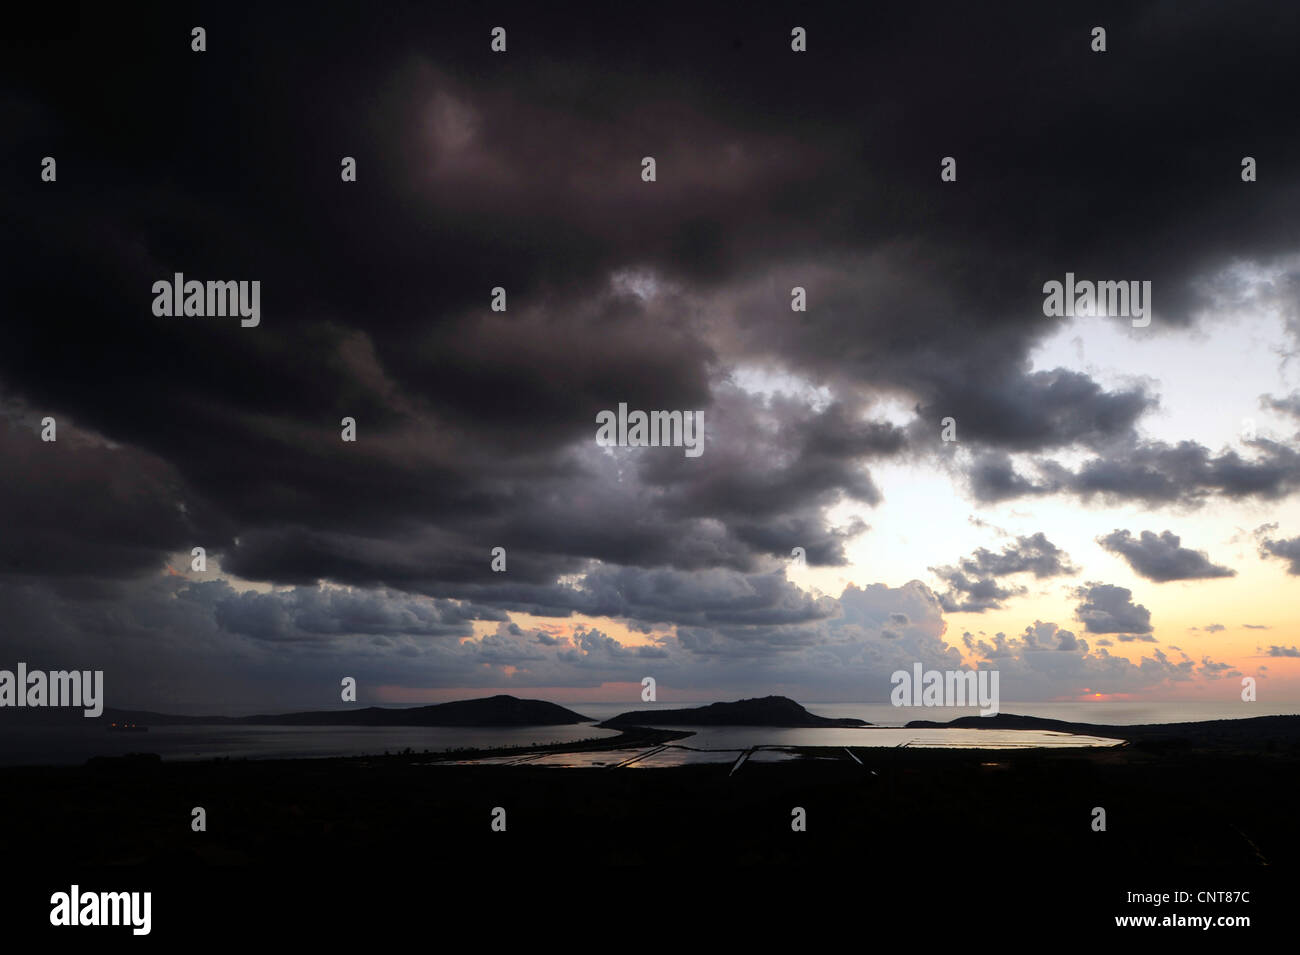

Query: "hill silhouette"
<box><xmin>904</xmin><ymin>711</ymin><xmax>1300</xmax><ymax>748</ymax></box>
<box><xmin>85</xmin><ymin>695</ymin><xmax>592</xmax><ymax>727</ymax></box>
<box><xmin>600</xmin><ymin>695</ymin><xmax>870</xmax><ymax>728</ymax></box>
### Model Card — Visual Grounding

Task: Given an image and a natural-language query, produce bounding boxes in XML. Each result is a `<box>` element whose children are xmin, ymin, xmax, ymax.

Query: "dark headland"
<box><xmin>905</xmin><ymin>711</ymin><xmax>1300</xmax><ymax>749</ymax></box>
<box><xmin>75</xmin><ymin>694</ymin><xmax>594</xmax><ymax>727</ymax></box>
<box><xmin>599</xmin><ymin>695</ymin><xmax>870</xmax><ymax>728</ymax></box>
<box><xmin>240</xmin><ymin>694</ymin><xmax>592</xmax><ymax>727</ymax></box>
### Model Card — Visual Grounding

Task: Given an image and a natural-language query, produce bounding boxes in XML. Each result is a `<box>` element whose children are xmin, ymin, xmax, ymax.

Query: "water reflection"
<box><xmin>432</xmin><ymin>726</ymin><xmax>1122</xmax><ymax>768</ymax></box>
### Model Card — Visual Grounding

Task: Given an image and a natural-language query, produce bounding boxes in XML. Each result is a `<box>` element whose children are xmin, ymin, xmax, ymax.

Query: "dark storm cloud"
<box><xmin>971</xmin><ymin>438</ymin><xmax>1300</xmax><ymax>507</ymax></box>
<box><xmin>213</xmin><ymin>384</ymin><xmax>882</xmax><ymax>591</ymax></box>
<box><xmin>558</xmin><ymin>628</ymin><xmax>669</xmax><ymax>664</ymax></box>
<box><xmin>1197</xmin><ymin>657</ymin><xmax>1237</xmax><ymax>678</ymax></box>
<box><xmin>10</xmin><ymin>2</ymin><xmax>1299</xmax><ymax>575</ymax></box>
<box><xmin>932</xmin><ymin>576</ymin><xmax>1025</xmax><ymax>614</ymax></box>
<box><xmin>1074</xmin><ymin>583</ymin><xmax>1154</xmax><ymax>636</ymax></box>
<box><xmin>222</xmin><ymin>560</ymin><xmax>839</xmax><ymax>632</ymax></box>
<box><xmin>1263</xmin><ymin>392</ymin><xmax>1300</xmax><ymax>419</ymax></box>
<box><xmin>931</xmin><ymin>532</ymin><xmax>1076</xmax><ymax>612</ymax></box>
<box><xmin>915</xmin><ymin>369</ymin><xmax>1156</xmax><ymax>453</ymax></box>
<box><xmin>0</xmin><ymin>409</ymin><xmax>230</xmax><ymax>579</ymax></box>
<box><xmin>212</xmin><ymin>585</ymin><xmax>503</xmax><ymax>642</ymax></box>
<box><xmin>629</xmin><ymin>390</ymin><xmax>887</xmax><ymax>565</ymax></box>
<box><xmin>1258</xmin><ymin>534</ymin><xmax>1300</xmax><ymax>574</ymax></box>
<box><xmin>1064</xmin><ymin>440</ymin><xmax>1300</xmax><ymax>505</ymax></box>
<box><xmin>8</xmin><ymin>2</ymin><xmax>1299</xmax><ymax>575</ymax></box>
<box><xmin>968</xmin><ymin>454</ymin><xmax>1052</xmax><ymax>503</ymax></box>
<box><xmin>1097</xmin><ymin>529</ymin><xmax>1236</xmax><ymax>582</ymax></box>
<box><xmin>1018</xmin><ymin>621</ymin><xmax>1080</xmax><ymax>651</ymax></box>
<box><xmin>546</xmin><ymin>564</ymin><xmax>841</xmax><ymax>628</ymax></box>
<box><xmin>5</xmin><ymin>1</ymin><xmax>1300</xmax><ymax>705</ymax></box>
<box><xmin>953</xmin><ymin>532</ymin><xmax>1077</xmax><ymax>579</ymax></box>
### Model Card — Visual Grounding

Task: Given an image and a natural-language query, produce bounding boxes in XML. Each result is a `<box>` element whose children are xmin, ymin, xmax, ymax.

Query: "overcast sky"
<box><xmin>5</xmin><ymin>2</ymin><xmax>1300</xmax><ymax>711</ymax></box>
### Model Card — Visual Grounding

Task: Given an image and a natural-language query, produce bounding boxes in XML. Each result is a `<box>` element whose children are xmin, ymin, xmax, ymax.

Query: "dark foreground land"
<box><xmin>1</xmin><ymin>719</ymin><xmax>1297</xmax><ymax>869</ymax></box>
<box><xmin>2</xmin><ymin>720</ymin><xmax>1294</xmax><ymax>942</ymax></box>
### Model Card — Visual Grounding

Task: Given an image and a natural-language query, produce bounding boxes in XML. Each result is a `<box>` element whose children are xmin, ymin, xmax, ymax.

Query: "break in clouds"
<box><xmin>4</xmin><ymin>2</ymin><xmax>1297</xmax><ymax>708</ymax></box>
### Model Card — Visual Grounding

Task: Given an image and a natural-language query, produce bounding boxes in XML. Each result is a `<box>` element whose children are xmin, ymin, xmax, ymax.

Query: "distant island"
<box><xmin>600</xmin><ymin>695</ymin><xmax>871</xmax><ymax>728</ymax></box>
<box><xmin>78</xmin><ymin>695</ymin><xmax>594</xmax><ymax>727</ymax></box>
<box><xmin>904</xmin><ymin>711</ymin><xmax>1300</xmax><ymax>747</ymax></box>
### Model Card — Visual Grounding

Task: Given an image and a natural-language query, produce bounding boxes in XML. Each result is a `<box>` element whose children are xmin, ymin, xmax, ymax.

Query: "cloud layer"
<box><xmin>2</xmin><ymin>1</ymin><xmax>1295</xmax><ymax>707</ymax></box>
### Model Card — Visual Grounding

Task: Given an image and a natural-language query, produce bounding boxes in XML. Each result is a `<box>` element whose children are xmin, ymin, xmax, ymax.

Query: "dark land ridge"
<box><xmin>905</xmin><ymin>711</ymin><xmax>1300</xmax><ymax>749</ymax></box>
<box><xmin>7</xmin><ymin>694</ymin><xmax>593</xmax><ymax>727</ymax></box>
<box><xmin>599</xmin><ymin>695</ymin><xmax>871</xmax><ymax>728</ymax></box>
